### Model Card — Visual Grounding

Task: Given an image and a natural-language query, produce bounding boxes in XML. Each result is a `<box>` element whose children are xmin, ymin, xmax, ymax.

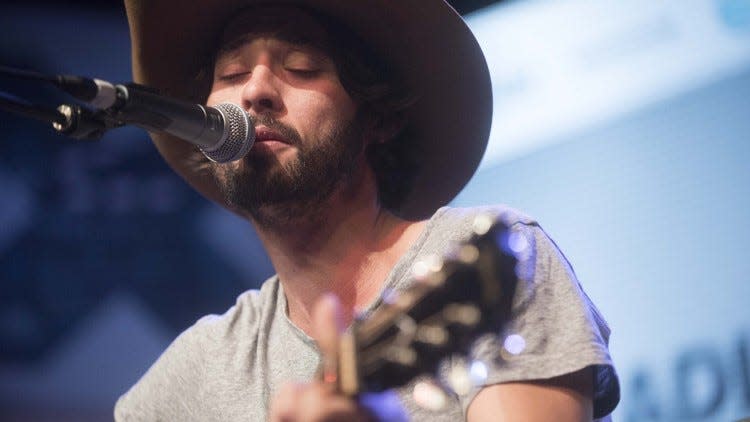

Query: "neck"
<box><xmin>251</xmin><ymin>167</ymin><xmax>426</xmax><ymax>335</ymax></box>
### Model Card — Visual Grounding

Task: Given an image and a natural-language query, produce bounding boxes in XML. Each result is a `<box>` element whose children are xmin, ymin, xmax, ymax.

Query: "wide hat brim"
<box><xmin>125</xmin><ymin>0</ymin><xmax>492</xmax><ymax>220</ymax></box>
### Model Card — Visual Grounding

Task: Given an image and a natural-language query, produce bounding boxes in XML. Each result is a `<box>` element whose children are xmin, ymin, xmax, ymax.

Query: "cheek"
<box><xmin>302</xmin><ymin>88</ymin><xmax>357</xmax><ymax>125</ymax></box>
<box><xmin>294</xmin><ymin>97</ymin><xmax>353</xmax><ymax>139</ymax></box>
<box><xmin>206</xmin><ymin>86</ymin><xmax>235</xmax><ymax>106</ymax></box>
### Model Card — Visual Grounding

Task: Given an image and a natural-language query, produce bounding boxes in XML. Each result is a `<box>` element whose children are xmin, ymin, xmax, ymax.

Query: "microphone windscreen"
<box><xmin>200</xmin><ymin>103</ymin><xmax>254</xmax><ymax>163</ymax></box>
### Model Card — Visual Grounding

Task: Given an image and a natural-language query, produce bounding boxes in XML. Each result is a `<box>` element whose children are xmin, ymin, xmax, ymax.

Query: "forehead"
<box><xmin>217</xmin><ymin>5</ymin><xmax>334</xmax><ymax>58</ymax></box>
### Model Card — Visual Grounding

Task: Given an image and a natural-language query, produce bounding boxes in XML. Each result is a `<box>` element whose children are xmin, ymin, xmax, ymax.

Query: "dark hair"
<box><xmin>327</xmin><ymin>23</ymin><xmax>421</xmax><ymax>214</ymax></box>
<box><xmin>209</xmin><ymin>5</ymin><xmax>421</xmax><ymax>213</ymax></box>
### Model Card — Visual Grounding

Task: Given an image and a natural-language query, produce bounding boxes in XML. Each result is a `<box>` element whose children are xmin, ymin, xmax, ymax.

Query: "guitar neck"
<box><xmin>330</xmin><ymin>215</ymin><xmax>519</xmax><ymax>396</ymax></box>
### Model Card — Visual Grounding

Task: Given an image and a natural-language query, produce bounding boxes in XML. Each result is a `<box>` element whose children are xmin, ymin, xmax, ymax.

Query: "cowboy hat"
<box><xmin>124</xmin><ymin>0</ymin><xmax>492</xmax><ymax>220</ymax></box>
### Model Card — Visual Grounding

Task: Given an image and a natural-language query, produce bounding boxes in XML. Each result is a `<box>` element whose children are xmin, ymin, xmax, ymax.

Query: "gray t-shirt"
<box><xmin>115</xmin><ymin>205</ymin><xmax>619</xmax><ymax>421</ymax></box>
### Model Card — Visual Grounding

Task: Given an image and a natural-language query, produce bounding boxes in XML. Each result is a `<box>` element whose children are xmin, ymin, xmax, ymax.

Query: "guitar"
<box><xmin>329</xmin><ymin>214</ymin><xmax>520</xmax><ymax>397</ymax></box>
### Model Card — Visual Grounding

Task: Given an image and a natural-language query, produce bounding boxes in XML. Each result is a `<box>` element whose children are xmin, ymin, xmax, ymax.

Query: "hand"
<box><xmin>269</xmin><ymin>294</ymin><xmax>378</xmax><ymax>422</ymax></box>
<box><xmin>269</xmin><ymin>381</ymin><xmax>376</xmax><ymax>422</ymax></box>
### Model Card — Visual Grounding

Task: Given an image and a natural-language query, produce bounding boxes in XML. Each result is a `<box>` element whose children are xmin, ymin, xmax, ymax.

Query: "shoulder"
<box><xmin>433</xmin><ymin>207</ymin><xmax>621</xmax><ymax>419</ymax></box>
<box><xmin>114</xmin><ymin>276</ymin><xmax>282</xmax><ymax>420</ymax></box>
<box><xmin>422</xmin><ymin>205</ymin><xmax>543</xmax><ymax>258</ymax></box>
<box><xmin>433</xmin><ymin>206</ymin><xmax>574</xmax><ymax>274</ymax></box>
<box><xmin>411</xmin><ymin>205</ymin><xmax>545</xmax><ymax>266</ymax></box>
<box><xmin>193</xmin><ymin>276</ymin><xmax>282</xmax><ymax>339</ymax></box>
<box><xmin>158</xmin><ymin>275</ymin><xmax>282</xmax><ymax>356</ymax></box>
<box><xmin>156</xmin><ymin>276</ymin><xmax>280</xmax><ymax>351</ymax></box>
<box><xmin>432</xmin><ymin>205</ymin><xmax>538</xmax><ymax>230</ymax></box>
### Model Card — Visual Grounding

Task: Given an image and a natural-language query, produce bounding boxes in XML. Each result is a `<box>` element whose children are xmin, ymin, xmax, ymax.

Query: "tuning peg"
<box><xmin>412</xmin><ymin>379</ymin><xmax>449</xmax><ymax>411</ymax></box>
<box><xmin>442</xmin><ymin>303</ymin><xmax>481</xmax><ymax>327</ymax></box>
<box><xmin>385</xmin><ymin>345</ymin><xmax>417</xmax><ymax>367</ymax></box>
<box><xmin>443</xmin><ymin>358</ymin><xmax>489</xmax><ymax>396</ymax></box>
<box><xmin>415</xmin><ymin>324</ymin><xmax>449</xmax><ymax>347</ymax></box>
<box><xmin>457</xmin><ymin>244</ymin><xmax>480</xmax><ymax>264</ymax></box>
<box><xmin>471</xmin><ymin>214</ymin><xmax>495</xmax><ymax>235</ymax></box>
<box><xmin>445</xmin><ymin>359</ymin><xmax>473</xmax><ymax>395</ymax></box>
<box><xmin>411</xmin><ymin>254</ymin><xmax>444</xmax><ymax>278</ymax></box>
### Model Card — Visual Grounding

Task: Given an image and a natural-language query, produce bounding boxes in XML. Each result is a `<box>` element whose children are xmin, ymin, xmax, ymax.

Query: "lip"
<box><xmin>254</xmin><ymin>126</ymin><xmax>290</xmax><ymax>145</ymax></box>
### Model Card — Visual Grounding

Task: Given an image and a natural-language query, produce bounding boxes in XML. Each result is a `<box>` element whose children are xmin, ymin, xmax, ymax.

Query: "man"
<box><xmin>116</xmin><ymin>1</ymin><xmax>619</xmax><ymax>421</ymax></box>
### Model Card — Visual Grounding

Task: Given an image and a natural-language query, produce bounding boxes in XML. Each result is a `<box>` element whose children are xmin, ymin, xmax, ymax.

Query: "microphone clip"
<box><xmin>52</xmin><ymin>103</ymin><xmax>123</xmax><ymax>141</ymax></box>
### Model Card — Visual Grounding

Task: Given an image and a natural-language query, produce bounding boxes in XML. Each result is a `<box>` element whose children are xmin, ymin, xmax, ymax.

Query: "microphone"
<box><xmin>57</xmin><ymin>76</ymin><xmax>255</xmax><ymax>163</ymax></box>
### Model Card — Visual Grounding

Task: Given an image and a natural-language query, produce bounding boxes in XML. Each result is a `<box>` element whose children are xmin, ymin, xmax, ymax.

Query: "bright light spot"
<box><xmin>412</xmin><ymin>381</ymin><xmax>447</xmax><ymax>411</ymax></box>
<box><xmin>412</xmin><ymin>260</ymin><xmax>430</xmax><ymax>278</ymax></box>
<box><xmin>508</xmin><ymin>231</ymin><xmax>528</xmax><ymax>254</ymax></box>
<box><xmin>424</xmin><ymin>254</ymin><xmax>444</xmax><ymax>273</ymax></box>
<box><xmin>469</xmin><ymin>360</ymin><xmax>488</xmax><ymax>384</ymax></box>
<box><xmin>503</xmin><ymin>334</ymin><xmax>526</xmax><ymax>355</ymax></box>
<box><xmin>458</xmin><ymin>244</ymin><xmax>480</xmax><ymax>263</ymax></box>
<box><xmin>447</xmin><ymin>364</ymin><xmax>472</xmax><ymax>395</ymax></box>
<box><xmin>472</xmin><ymin>214</ymin><xmax>493</xmax><ymax>235</ymax></box>
<box><xmin>412</xmin><ymin>255</ymin><xmax>443</xmax><ymax>278</ymax></box>
<box><xmin>360</xmin><ymin>391</ymin><xmax>409</xmax><ymax>422</ymax></box>
<box><xmin>382</xmin><ymin>288</ymin><xmax>398</xmax><ymax>305</ymax></box>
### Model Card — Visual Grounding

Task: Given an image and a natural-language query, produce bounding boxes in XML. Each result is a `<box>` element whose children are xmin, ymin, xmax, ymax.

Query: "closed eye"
<box><xmin>285</xmin><ymin>68</ymin><xmax>321</xmax><ymax>78</ymax></box>
<box><xmin>217</xmin><ymin>72</ymin><xmax>250</xmax><ymax>82</ymax></box>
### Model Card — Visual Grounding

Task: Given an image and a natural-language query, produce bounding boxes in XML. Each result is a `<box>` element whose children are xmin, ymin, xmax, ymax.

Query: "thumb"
<box><xmin>313</xmin><ymin>293</ymin><xmax>344</xmax><ymax>386</ymax></box>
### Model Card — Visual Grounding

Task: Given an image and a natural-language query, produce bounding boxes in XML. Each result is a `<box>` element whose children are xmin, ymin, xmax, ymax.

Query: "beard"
<box><xmin>212</xmin><ymin>113</ymin><xmax>365</xmax><ymax>228</ymax></box>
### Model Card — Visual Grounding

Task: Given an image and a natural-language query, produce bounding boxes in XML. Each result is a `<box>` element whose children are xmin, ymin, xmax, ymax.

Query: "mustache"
<box><xmin>253</xmin><ymin>114</ymin><xmax>303</xmax><ymax>146</ymax></box>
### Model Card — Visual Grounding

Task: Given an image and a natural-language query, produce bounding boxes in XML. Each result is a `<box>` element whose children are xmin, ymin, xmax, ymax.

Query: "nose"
<box><xmin>240</xmin><ymin>65</ymin><xmax>283</xmax><ymax>115</ymax></box>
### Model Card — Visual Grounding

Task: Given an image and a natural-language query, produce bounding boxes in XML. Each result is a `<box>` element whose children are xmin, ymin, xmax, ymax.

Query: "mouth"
<box><xmin>254</xmin><ymin>126</ymin><xmax>291</xmax><ymax>145</ymax></box>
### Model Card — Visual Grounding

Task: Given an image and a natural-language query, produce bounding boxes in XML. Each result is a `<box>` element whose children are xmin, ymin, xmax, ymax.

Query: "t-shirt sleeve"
<box><xmin>454</xmin><ymin>221</ymin><xmax>620</xmax><ymax>419</ymax></box>
<box><xmin>114</xmin><ymin>318</ymin><xmax>214</xmax><ymax>421</ymax></box>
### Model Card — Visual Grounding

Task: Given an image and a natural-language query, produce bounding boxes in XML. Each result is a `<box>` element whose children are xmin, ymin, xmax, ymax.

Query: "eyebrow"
<box><xmin>214</xmin><ymin>32</ymin><xmax>333</xmax><ymax>70</ymax></box>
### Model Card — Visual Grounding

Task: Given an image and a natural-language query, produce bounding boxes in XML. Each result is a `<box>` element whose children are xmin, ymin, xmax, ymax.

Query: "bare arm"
<box><xmin>467</xmin><ymin>367</ymin><xmax>594</xmax><ymax>422</ymax></box>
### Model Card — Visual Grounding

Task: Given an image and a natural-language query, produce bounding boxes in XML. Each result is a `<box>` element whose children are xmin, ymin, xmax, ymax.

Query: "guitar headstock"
<box><xmin>337</xmin><ymin>214</ymin><xmax>520</xmax><ymax>396</ymax></box>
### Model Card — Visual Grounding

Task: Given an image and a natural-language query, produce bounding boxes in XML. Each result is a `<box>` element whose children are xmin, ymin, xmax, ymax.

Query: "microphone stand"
<box><xmin>0</xmin><ymin>65</ymin><xmax>122</xmax><ymax>141</ymax></box>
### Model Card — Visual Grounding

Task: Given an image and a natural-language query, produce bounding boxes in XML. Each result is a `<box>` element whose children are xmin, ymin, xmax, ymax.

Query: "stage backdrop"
<box><xmin>0</xmin><ymin>0</ymin><xmax>748</xmax><ymax>421</ymax></box>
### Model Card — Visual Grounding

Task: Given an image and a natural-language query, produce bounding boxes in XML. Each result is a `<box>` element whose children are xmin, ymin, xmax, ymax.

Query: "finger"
<box><xmin>269</xmin><ymin>383</ymin><xmax>303</xmax><ymax>422</ymax></box>
<box><xmin>313</xmin><ymin>293</ymin><xmax>343</xmax><ymax>352</ymax></box>
<box><xmin>313</xmin><ymin>293</ymin><xmax>343</xmax><ymax>387</ymax></box>
<box><xmin>297</xmin><ymin>383</ymin><xmax>357</xmax><ymax>422</ymax></box>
